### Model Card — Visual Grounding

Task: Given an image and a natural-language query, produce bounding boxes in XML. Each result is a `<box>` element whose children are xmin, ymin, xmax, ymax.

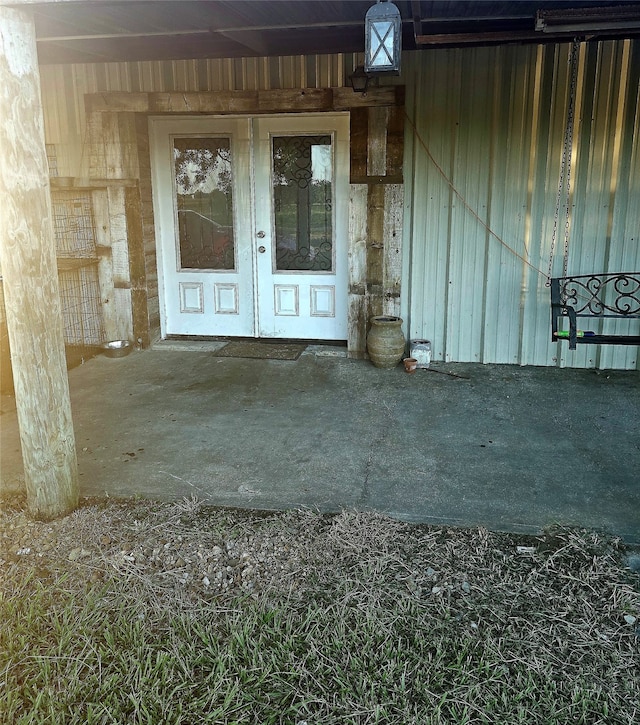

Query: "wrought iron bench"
<box><xmin>550</xmin><ymin>273</ymin><xmax>640</xmax><ymax>350</ymax></box>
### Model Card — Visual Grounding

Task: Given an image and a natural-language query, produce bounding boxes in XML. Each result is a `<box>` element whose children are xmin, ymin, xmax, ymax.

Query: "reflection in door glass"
<box><xmin>173</xmin><ymin>137</ymin><xmax>235</xmax><ymax>270</ymax></box>
<box><xmin>272</xmin><ymin>135</ymin><xmax>333</xmax><ymax>271</ymax></box>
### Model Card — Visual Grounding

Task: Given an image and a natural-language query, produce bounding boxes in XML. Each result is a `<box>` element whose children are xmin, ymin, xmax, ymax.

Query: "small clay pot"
<box><xmin>403</xmin><ymin>357</ymin><xmax>418</xmax><ymax>374</ymax></box>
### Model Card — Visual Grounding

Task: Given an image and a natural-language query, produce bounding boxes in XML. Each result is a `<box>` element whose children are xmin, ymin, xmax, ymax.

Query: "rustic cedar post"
<box><xmin>0</xmin><ymin>7</ymin><xmax>79</xmax><ymax>518</ymax></box>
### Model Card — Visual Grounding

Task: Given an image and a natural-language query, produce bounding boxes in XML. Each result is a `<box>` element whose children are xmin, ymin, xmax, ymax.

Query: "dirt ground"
<box><xmin>2</xmin><ymin>492</ymin><xmax>638</xmax><ymax>614</ymax></box>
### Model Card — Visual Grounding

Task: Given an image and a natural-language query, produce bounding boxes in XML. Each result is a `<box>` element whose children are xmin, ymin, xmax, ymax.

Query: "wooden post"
<box><xmin>0</xmin><ymin>7</ymin><xmax>78</xmax><ymax>518</ymax></box>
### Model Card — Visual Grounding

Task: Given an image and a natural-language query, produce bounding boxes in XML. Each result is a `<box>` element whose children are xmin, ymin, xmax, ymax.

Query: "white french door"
<box><xmin>149</xmin><ymin>113</ymin><xmax>349</xmax><ymax>341</ymax></box>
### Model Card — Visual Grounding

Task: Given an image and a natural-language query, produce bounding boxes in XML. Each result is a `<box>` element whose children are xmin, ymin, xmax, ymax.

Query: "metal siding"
<box><xmin>483</xmin><ymin>46</ymin><xmax>536</xmax><ymax>366</ymax></box>
<box><xmin>406</xmin><ymin>49</ymin><xmax>457</xmax><ymax>363</ymax></box>
<box><xmin>525</xmin><ymin>44</ymin><xmax>573</xmax><ymax>368</ymax></box>
<box><xmin>600</xmin><ymin>40</ymin><xmax>640</xmax><ymax>370</ymax></box>
<box><xmin>571</xmin><ymin>43</ymin><xmax>620</xmax><ymax>369</ymax></box>
<box><xmin>404</xmin><ymin>40</ymin><xmax>640</xmax><ymax>369</ymax></box>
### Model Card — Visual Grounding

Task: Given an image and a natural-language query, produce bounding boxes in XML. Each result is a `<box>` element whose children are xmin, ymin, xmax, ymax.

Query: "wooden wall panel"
<box><xmin>366</xmin><ymin>184</ymin><xmax>386</xmax><ymax>321</ymax></box>
<box><xmin>78</xmin><ymin>110</ymin><xmax>144</xmax><ymax>346</ymax></box>
<box><xmin>349</xmin><ymin>108</ymin><xmax>368</xmax><ymax>182</ymax></box>
<box><xmin>383</xmin><ymin>184</ymin><xmax>404</xmax><ymax>318</ymax></box>
<box><xmin>347</xmin><ymin>100</ymin><xmax>405</xmax><ymax>356</ymax></box>
<box><xmin>135</xmin><ymin>113</ymin><xmax>159</xmax><ymax>343</ymax></box>
<box><xmin>348</xmin><ymin>185</ymin><xmax>369</xmax><ymax>357</ymax></box>
<box><xmin>386</xmin><ymin>107</ymin><xmax>405</xmax><ymax>178</ymax></box>
<box><xmin>92</xmin><ymin>188</ymin><xmax>117</xmax><ymax>342</ymax></box>
<box><xmin>367</xmin><ymin>107</ymin><xmax>388</xmax><ymax>177</ymax></box>
<box><xmin>125</xmin><ymin>185</ymin><xmax>149</xmax><ymax>347</ymax></box>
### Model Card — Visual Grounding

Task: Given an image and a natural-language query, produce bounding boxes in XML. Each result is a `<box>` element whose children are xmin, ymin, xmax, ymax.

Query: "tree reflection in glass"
<box><xmin>173</xmin><ymin>138</ymin><xmax>235</xmax><ymax>270</ymax></box>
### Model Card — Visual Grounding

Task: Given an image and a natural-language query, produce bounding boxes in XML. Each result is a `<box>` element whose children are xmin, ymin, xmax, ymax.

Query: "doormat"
<box><xmin>213</xmin><ymin>341</ymin><xmax>307</xmax><ymax>360</ymax></box>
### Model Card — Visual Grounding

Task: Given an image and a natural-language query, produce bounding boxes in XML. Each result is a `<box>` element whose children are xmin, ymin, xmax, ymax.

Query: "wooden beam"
<box><xmin>382</xmin><ymin>184</ymin><xmax>404</xmax><ymax>318</ymax></box>
<box><xmin>85</xmin><ymin>87</ymin><xmax>403</xmax><ymax>115</ymax></box>
<box><xmin>0</xmin><ymin>7</ymin><xmax>78</xmax><ymax>518</ymax></box>
<box><xmin>411</xmin><ymin>0</ymin><xmax>423</xmax><ymax>40</ymax></box>
<box><xmin>416</xmin><ymin>31</ymin><xmax>540</xmax><ymax>46</ymax></box>
<box><xmin>349</xmin><ymin>108</ymin><xmax>368</xmax><ymax>182</ymax></box>
<box><xmin>50</xmin><ymin>177</ymin><xmax>139</xmax><ymax>189</ymax></box>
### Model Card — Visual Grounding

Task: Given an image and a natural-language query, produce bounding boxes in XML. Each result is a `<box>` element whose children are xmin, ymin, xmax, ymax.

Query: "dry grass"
<box><xmin>0</xmin><ymin>498</ymin><xmax>638</xmax><ymax>724</ymax></box>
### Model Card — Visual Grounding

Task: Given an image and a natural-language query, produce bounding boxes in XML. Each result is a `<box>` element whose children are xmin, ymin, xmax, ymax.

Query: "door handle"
<box><xmin>256</xmin><ymin>231</ymin><xmax>266</xmax><ymax>238</ymax></box>
<box><xmin>258</xmin><ymin>245</ymin><xmax>266</xmax><ymax>253</ymax></box>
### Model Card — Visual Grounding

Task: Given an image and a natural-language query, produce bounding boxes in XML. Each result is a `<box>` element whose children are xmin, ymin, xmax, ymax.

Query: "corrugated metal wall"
<box><xmin>403</xmin><ymin>40</ymin><xmax>640</xmax><ymax>369</ymax></box>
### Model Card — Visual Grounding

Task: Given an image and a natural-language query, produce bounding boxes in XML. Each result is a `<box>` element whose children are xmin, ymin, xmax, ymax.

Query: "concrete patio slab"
<box><xmin>1</xmin><ymin>347</ymin><xmax>639</xmax><ymax>542</ymax></box>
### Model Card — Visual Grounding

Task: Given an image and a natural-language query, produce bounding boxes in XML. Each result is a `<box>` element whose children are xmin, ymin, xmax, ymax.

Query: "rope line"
<box><xmin>404</xmin><ymin>112</ymin><xmax>548</xmax><ymax>281</ymax></box>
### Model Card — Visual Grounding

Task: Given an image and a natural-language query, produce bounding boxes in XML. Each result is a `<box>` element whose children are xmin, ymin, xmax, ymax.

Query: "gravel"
<box><xmin>0</xmin><ymin>496</ymin><xmax>331</xmax><ymax>605</ymax></box>
<box><xmin>2</xmin><ymin>493</ymin><xmax>639</xmax><ymax>625</ymax></box>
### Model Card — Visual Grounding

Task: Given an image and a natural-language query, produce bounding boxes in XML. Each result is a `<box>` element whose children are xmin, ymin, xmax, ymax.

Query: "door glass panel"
<box><xmin>173</xmin><ymin>137</ymin><xmax>235</xmax><ymax>270</ymax></box>
<box><xmin>272</xmin><ymin>135</ymin><xmax>333</xmax><ymax>271</ymax></box>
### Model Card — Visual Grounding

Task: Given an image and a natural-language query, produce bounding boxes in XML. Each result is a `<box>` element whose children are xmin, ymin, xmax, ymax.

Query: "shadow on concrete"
<box><xmin>1</xmin><ymin>346</ymin><xmax>639</xmax><ymax>542</ymax></box>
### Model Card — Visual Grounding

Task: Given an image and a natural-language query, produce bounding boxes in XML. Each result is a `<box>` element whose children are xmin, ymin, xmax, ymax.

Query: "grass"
<box><xmin>0</xmin><ymin>503</ymin><xmax>638</xmax><ymax>724</ymax></box>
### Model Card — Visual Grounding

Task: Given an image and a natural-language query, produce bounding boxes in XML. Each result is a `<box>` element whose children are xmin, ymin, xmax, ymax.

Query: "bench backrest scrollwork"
<box><xmin>552</xmin><ymin>273</ymin><xmax>640</xmax><ymax>318</ymax></box>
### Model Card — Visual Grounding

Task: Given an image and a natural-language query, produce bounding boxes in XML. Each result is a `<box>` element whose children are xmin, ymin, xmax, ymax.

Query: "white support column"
<box><xmin>0</xmin><ymin>7</ymin><xmax>78</xmax><ymax>518</ymax></box>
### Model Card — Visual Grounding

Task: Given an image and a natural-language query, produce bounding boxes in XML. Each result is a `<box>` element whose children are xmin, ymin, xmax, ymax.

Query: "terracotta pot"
<box><xmin>367</xmin><ymin>316</ymin><xmax>405</xmax><ymax>369</ymax></box>
<box><xmin>403</xmin><ymin>357</ymin><xmax>418</xmax><ymax>374</ymax></box>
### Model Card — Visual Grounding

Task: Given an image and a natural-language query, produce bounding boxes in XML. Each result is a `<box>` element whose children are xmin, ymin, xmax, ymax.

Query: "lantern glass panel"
<box><xmin>370</xmin><ymin>21</ymin><xmax>395</xmax><ymax>67</ymax></box>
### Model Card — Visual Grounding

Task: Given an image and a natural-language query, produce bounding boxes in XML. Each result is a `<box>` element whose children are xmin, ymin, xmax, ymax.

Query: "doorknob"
<box><xmin>258</xmin><ymin>245</ymin><xmax>266</xmax><ymax>253</ymax></box>
<box><xmin>256</xmin><ymin>231</ymin><xmax>266</xmax><ymax>238</ymax></box>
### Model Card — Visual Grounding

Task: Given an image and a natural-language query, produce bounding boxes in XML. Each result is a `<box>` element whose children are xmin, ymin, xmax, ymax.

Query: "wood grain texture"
<box><xmin>366</xmin><ymin>184</ymin><xmax>385</xmax><ymax>321</ymax></box>
<box><xmin>385</xmin><ymin>106</ymin><xmax>405</xmax><ymax>179</ymax></box>
<box><xmin>125</xmin><ymin>185</ymin><xmax>149</xmax><ymax>347</ymax></box>
<box><xmin>367</xmin><ymin>107</ymin><xmax>388</xmax><ymax>177</ymax></box>
<box><xmin>85</xmin><ymin>87</ymin><xmax>403</xmax><ymax>114</ymax></box>
<box><xmin>383</xmin><ymin>184</ymin><xmax>404</xmax><ymax>317</ymax></box>
<box><xmin>107</xmin><ymin>187</ymin><xmax>134</xmax><ymax>340</ymax></box>
<box><xmin>134</xmin><ymin>113</ymin><xmax>160</xmax><ymax>342</ymax></box>
<box><xmin>349</xmin><ymin>107</ymin><xmax>368</xmax><ymax>182</ymax></box>
<box><xmin>333</xmin><ymin>86</ymin><xmax>402</xmax><ymax>110</ymax></box>
<box><xmin>0</xmin><ymin>7</ymin><xmax>78</xmax><ymax>518</ymax></box>
<box><xmin>348</xmin><ymin>184</ymin><xmax>368</xmax><ymax>356</ymax></box>
<box><xmin>93</xmin><ymin>188</ymin><xmax>119</xmax><ymax>342</ymax></box>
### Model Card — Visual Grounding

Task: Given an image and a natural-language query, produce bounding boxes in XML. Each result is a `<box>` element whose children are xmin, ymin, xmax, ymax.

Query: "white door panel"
<box><xmin>253</xmin><ymin>115</ymin><xmax>349</xmax><ymax>340</ymax></box>
<box><xmin>150</xmin><ymin>117</ymin><xmax>254</xmax><ymax>337</ymax></box>
<box><xmin>150</xmin><ymin>113</ymin><xmax>348</xmax><ymax>341</ymax></box>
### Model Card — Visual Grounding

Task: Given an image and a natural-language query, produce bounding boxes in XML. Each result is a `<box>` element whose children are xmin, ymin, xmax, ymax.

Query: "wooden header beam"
<box><xmin>85</xmin><ymin>87</ymin><xmax>405</xmax><ymax>115</ymax></box>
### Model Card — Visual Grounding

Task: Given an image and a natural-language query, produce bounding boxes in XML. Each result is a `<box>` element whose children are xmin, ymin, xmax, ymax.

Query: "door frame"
<box><xmin>149</xmin><ymin>113</ymin><xmax>349</xmax><ymax>341</ymax></box>
<box><xmin>86</xmin><ymin>86</ymin><xmax>405</xmax><ymax>355</ymax></box>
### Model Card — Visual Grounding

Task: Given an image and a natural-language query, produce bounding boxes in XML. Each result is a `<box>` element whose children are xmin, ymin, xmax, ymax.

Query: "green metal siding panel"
<box><xmin>404</xmin><ymin>40</ymin><xmax>639</xmax><ymax>369</ymax></box>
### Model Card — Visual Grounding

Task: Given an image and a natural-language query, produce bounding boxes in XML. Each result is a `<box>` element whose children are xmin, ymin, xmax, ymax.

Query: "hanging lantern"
<box><xmin>349</xmin><ymin>65</ymin><xmax>370</xmax><ymax>93</ymax></box>
<box><xmin>365</xmin><ymin>0</ymin><xmax>402</xmax><ymax>75</ymax></box>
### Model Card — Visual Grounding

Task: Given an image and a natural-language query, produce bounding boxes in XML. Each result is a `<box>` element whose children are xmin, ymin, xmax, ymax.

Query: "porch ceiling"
<box><xmin>5</xmin><ymin>0</ymin><xmax>640</xmax><ymax>65</ymax></box>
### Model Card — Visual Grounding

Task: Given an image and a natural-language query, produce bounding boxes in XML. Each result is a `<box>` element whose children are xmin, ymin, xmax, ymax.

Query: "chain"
<box><xmin>547</xmin><ymin>170</ymin><xmax>563</xmax><ymax>284</ymax></box>
<box><xmin>563</xmin><ymin>41</ymin><xmax>580</xmax><ymax>278</ymax></box>
<box><xmin>547</xmin><ymin>40</ymin><xmax>580</xmax><ymax>285</ymax></box>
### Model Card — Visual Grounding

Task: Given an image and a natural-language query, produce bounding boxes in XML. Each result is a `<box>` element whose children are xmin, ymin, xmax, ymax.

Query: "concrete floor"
<box><xmin>1</xmin><ymin>343</ymin><xmax>639</xmax><ymax>542</ymax></box>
